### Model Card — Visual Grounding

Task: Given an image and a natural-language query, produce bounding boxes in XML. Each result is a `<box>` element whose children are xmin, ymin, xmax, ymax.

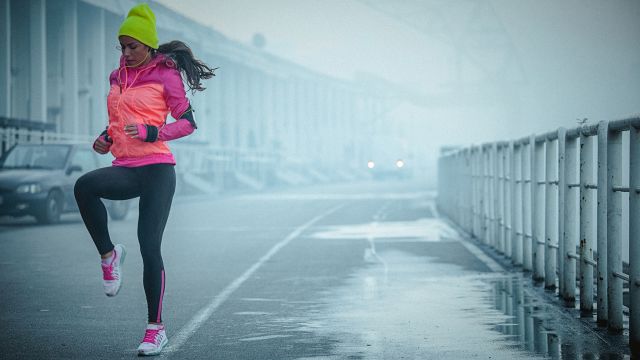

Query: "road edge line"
<box><xmin>164</xmin><ymin>204</ymin><xmax>345</xmax><ymax>355</ymax></box>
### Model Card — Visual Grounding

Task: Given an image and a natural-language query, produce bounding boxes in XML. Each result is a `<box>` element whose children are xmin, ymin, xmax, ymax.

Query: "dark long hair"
<box><xmin>156</xmin><ymin>41</ymin><xmax>217</xmax><ymax>93</ymax></box>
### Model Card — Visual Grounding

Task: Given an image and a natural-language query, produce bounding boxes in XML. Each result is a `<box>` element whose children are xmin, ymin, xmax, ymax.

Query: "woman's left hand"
<box><xmin>123</xmin><ymin>124</ymin><xmax>140</xmax><ymax>138</ymax></box>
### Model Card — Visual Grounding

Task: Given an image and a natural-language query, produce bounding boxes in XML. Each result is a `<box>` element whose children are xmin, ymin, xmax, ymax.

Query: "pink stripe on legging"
<box><xmin>157</xmin><ymin>270</ymin><xmax>165</xmax><ymax>323</ymax></box>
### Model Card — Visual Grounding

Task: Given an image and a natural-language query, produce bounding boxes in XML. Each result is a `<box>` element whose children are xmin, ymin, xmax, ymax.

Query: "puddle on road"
<box><xmin>224</xmin><ymin>217</ymin><xmax>630</xmax><ymax>359</ymax></box>
<box><xmin>311</xmin><ymin>218</ymin><xmax>458</xmax><ymax>243</ymax></box>
<box><xmin>484</xmin><ymin>276</ymin><xmax>631</xmax><ymax>359</ymax></box>
<box><xmin>300</xmin><ymin>248</ymin><xmax>631</xmax><ymax>359</ymax></box>
<box><xmin>303</xmin><ymin>249</ymin><xmax>541</xmax><ymax>359</ymax></box>
<box><xmin>301</xmin><ymin>218</ymin><xmax>630</xmax><ymax>359</ymax></box>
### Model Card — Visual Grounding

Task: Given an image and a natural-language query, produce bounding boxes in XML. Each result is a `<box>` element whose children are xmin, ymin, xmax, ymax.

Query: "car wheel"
<box><xmin>107</xmin><ymin>200</ymin><xmax>129</xmax><ymax>221</ymax></box>
<box><xmin>36</xmin><ymin>191</ymin><xmax>62</xmax><ymax>224</ymax></box>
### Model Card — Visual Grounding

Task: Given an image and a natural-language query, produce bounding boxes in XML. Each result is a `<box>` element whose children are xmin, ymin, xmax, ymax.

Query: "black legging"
<box><xmin>74</xmin><ymin>164</ymin><xmax>176</xmax><ymax>323</ymax></box>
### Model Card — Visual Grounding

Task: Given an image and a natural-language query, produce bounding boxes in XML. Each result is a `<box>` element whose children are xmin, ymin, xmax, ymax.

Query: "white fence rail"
<box><xmin>437</xmin><ymin>117</ymin><xmax>640</xmax><ymax>352</ymax></box>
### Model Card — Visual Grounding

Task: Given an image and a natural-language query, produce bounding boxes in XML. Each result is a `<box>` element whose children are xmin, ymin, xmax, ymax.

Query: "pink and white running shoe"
<box><xmin>137</xmin><ymin>323</ymin><xmax>168</xmax><ymax>356</ymax></box>
<box><xmin>102</xmin><ymin>244</ymin><xmax>126</xmax><ymax>297</ymax></box>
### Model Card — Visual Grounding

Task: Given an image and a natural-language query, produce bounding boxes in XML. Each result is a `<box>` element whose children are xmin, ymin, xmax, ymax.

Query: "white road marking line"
<box><xmin>164</xmin><ymin>204</ymin><xmax>345</xmax><ymax>355</ymax></box>
<box><xmin>365</xmin><ymin>202</ymin><xmax>392</xmax><ymax>276</ymax></box>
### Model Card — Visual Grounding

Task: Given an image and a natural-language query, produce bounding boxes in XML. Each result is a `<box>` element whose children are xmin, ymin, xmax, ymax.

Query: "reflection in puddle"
<box><xmin>305</xmin><ymin>215</ymin><xmax>631</xmax><ymax>359</ymax></box>
<box><xmin>487</xmin><ymin>276</ymin><xmax>631</xmax><ymax>359</ymax></box>
<box><xmin>307</xmin><ymin>249</ymin><xmax>545</xmax><ymax>359</ymax></box>
<box><xmin>305</xmin><ymin>246</ymin><xmax>629</xmax><ymax>359</ymax></box>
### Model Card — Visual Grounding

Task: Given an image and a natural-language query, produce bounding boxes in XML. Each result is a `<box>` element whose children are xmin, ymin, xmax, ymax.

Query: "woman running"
<box><xmin>74</xmin><ymin>3</ymin><xmax>215</xmax><ymax>356</ymax></box>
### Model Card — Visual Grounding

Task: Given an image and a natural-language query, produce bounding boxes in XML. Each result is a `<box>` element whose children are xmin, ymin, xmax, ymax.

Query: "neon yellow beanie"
<box><xmin>118</xmin><ymin>3</ymin><xmax>159</xmax><ymax>49</ymax></box>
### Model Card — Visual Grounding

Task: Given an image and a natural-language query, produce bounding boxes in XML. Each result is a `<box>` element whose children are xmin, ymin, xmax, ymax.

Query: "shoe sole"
<box><xmin>106</xmin><ymin>245</ymin><xmax>126</xmax><ymax>297</ymax></box>
<box><xmin>137</xmin><ymin>337</ymin><xmax>168</xmax><ymax>356</ymax></box>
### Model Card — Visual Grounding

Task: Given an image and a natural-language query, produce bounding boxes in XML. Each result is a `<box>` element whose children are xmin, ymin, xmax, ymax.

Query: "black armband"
<box><xmin>144</xmin><ymin>125</ymin><xmax>159</xmax><ymax>142</ymax></box>
<box><xmin>180</xmin><ymin>106</ymin><xmax>197</xmax><ymax>129</ymax></box>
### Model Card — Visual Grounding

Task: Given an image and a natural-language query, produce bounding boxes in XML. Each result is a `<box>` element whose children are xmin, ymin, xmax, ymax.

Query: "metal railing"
<box><xmin>437</xmin><ymin>116</ymin><xmax>640</xmax><ymax>352</ymax></box>
<box><xmin>0</xmin><ymin>117</ymin><xmax>57</xmax><ymax>156</ymax></box>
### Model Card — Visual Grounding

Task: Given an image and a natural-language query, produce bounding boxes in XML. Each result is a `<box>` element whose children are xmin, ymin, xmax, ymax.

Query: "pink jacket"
<box><xmin>105</xmin><ymin>54</ymin><xmax>195</xmax><ymax>167</ymax></box>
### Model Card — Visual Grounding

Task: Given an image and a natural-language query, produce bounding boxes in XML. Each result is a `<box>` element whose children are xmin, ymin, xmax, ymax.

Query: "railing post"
<box><xmin>504</xmin><ymin>143</ymin><xmax>513</xmax><ymax>259</ymax></box>
<box><xmin>502</xmin><ymin>145</ymin><xmax>511</xmax><ymax>258</ymax></box>
<box><xmin>506</xmin><ymin>278</ymin><xmax>514</xmax><ymax>336</ymax></box>
<box><xmin>459</xmin><ymin>151</ymin><xmax>464</xmax><ymax>225</ymax></box>
<box><xmin>467</xmin><ymin>149</ymin><xmax>473</xmax><ymax>232</ymax></box>
<box><xmin>523</xmin><ymin>137</ymin><xmax>533</xmax><ymax>271</ymax></box>
<box><xmin>454</xmin><ymin>151</ymin><xmax>460</xmax><ymax>224</ymax></box>
<box><xmin>459</xmin><ymin>151</ymin><xmax>463</xmax><ymax>224</ymax></box>
<box><xmin>475</xmin><ymin>147</ymin><xmax>481</xmax><ymax>239</ymax></box>
<box><xmin>490</xmin><ymin>144</ymin><xmax>495</xmax><ymax>247</ymax></box>
<box><xmin>471</xmin><ymin>147</ymin><xmax>478</xmax><ymax>238</ymax></box>
<box><xmin>469</xmin><ymin>149</ymin><xmax>473</xmax><ymax>231</ymax></box>
<box><xmin>438</xmin><ymin>155</ymin><xmax>444</xmax><ymax>216</ymax></box>
<box><xmin>452</xmin><ymin>152</ymin><xmax>457</xmax><ymax>222</ymax></box>
<box><xmin>563</xmin><ymin>132</ymin><xmax>578</xmax><ymax>305</ymax></box>
<box><xmin>597</xmin><ymin>120</ymin><xmax>609</xmax><ymax>326</ymax></box>
<box><xmin>607</xmin><ymin>127</ymin><xmax>623</xmax><ymax>333</ymax></box>
<box><xmin>524</xmin><ymin>295</ymin><xmax>534</xmax><ymax>350</ymax></box>
<box><xmin>483</xmin><ymin>146</ymin><xmax>490</xmax><ymax>244</ymax></box>
<box><xmin>498</xmin><ymin>144</ymin><xmax>505</xmax><ymax>253</ymax></box>
<box><xmin>460</xmin><ymin>151</ymin><xmax>464</xmax><ymax>224</ymax></box>
<box><xmin>512</xmin><ymin>142</ymin><xmax>522</xmax><ymax>265</ymax></box>
<box><xmin>478</xmin><ymin>148</ymin><xmax>482</xmax><ymax>240</ymax></box>
<box><xmin>546</xmin><ymin>135</ymin><xmax>558</xmax><ymax>289</ymax></box>
<box><xmin>534</xmin><ymin>138</ymin><xmax>546</xmax><ymax>282</ymax></box>
<box><xmin>500</xmin><ymin>145</ymin><xmax>510</xmax><ymax>257</ymax></box>
<box><xmin>493</xmin><ymin>143</ymin><xmax>500</xmax><ymax>250</ymax></box>
<box><xmin>629</xmin><ymin>124</ymin><xmax>640</xmax><ymax>351</ymax></box>
<box><xmin>450</xmin><ymin>153</ymin><xmax>453</xmax><ymax>218</ymax></box>
<box><xmin>515</xmin><ymin>279</ymin><xmax>525</xmax><ymax>343</ymax></box>
<box><xmin>476</xmin><ymin>147</ymin><xmax>481</xmax><ymax>236</ymax></box>
<box><xmin>580</xmin><ymin>133</ymin><xmax>595</xmax><ymax>315</ymax></box>
<box><xmin>437</xmin><ymin>155</ymin><xmax>441</xmax><ymax>211</ymax></box>
<box><xmin>558</xmin><ymin>128</ymin><xmax>567</xmax><ymax>296</ymax></box>
<box><xmin>509</xmin><ymin>141</ymin><xmax>520</xmax><ymax>264</ymax></box>
<box><xmin>479</xmin><ymin>148</ymin><xmax>484</xmax><ymax>240</ymax></box>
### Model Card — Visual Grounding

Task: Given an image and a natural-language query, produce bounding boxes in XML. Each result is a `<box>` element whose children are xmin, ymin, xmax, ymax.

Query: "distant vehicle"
<box><xmin>366</xmin><ymin>158</ymin><xmax>408</xmax><ymax>179</ymax></box>
<box><xmin>0</xmin><ymin>143</ymin><xmax>130</xmax><ymax>224</ymax></box>
<box><xmin>366</xmin><ymin>135</ymin><xmax>411</xmax><ymax>180</ymax></box>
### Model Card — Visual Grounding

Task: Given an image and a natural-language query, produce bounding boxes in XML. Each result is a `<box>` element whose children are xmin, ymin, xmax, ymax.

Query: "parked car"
<box><xmin>0</xmin><ymin>142</ymin><xmax>130</xmax><ymax>224</ymax></box>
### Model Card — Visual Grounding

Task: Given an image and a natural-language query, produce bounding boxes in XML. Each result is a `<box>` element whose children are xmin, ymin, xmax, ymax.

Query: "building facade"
<box><xmin>0</xmin><ymin>0</ymin><xmax>396</xmax><ymax>192</ymax></box>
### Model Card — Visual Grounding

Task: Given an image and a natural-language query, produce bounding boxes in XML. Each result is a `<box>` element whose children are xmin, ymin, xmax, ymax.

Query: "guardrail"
<box><xmin>437</xmin><ymin>116</ymin><xmax>640</xmax><ymax>352</ymax></box>
<box><xmin>0</xmin><ymin>117</ymin><xmax>57</xmax><ymax>155</ymax></box>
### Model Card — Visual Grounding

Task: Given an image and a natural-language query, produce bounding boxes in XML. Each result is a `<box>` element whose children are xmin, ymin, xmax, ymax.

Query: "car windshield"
<box><xmin>0</xmin><ymin>144</ymin><xmax>71</xmax><ymax>170</ymax></box>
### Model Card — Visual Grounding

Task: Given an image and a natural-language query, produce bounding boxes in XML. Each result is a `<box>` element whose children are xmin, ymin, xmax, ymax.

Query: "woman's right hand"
<box><xmin>93</xmin><ymin>135</ymin><xmax>112</xmax><ymax>154</ymax></box>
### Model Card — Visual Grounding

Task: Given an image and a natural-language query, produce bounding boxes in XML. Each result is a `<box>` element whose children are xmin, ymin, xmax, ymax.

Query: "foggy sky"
<box><xmin>155</xmin><ymin>0</ymin><xmax>640</xmax><ymax>148</ymax></box>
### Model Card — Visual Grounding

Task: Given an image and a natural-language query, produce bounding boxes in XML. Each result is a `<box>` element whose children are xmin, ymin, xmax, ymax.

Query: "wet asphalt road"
<box><xmin>0</xmin><ymin>181</ymin><xmax>631</xmax><ymax>359</ymax></box>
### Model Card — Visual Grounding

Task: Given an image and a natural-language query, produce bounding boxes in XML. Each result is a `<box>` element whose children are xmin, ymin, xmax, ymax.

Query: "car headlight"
<box><xmin>367</xmin><ymin>161</ymin><xmax>375</xmax><ymax>169</ymax></box>
<box><xmin>396</xmin><ymin>159</ymin><xmax>405</xmax><ymax>168</ymax></box>
<box><xmin>16</xmin><ymin>183</ymin><xmax>42</xmax><ymax>194</ymax></box>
